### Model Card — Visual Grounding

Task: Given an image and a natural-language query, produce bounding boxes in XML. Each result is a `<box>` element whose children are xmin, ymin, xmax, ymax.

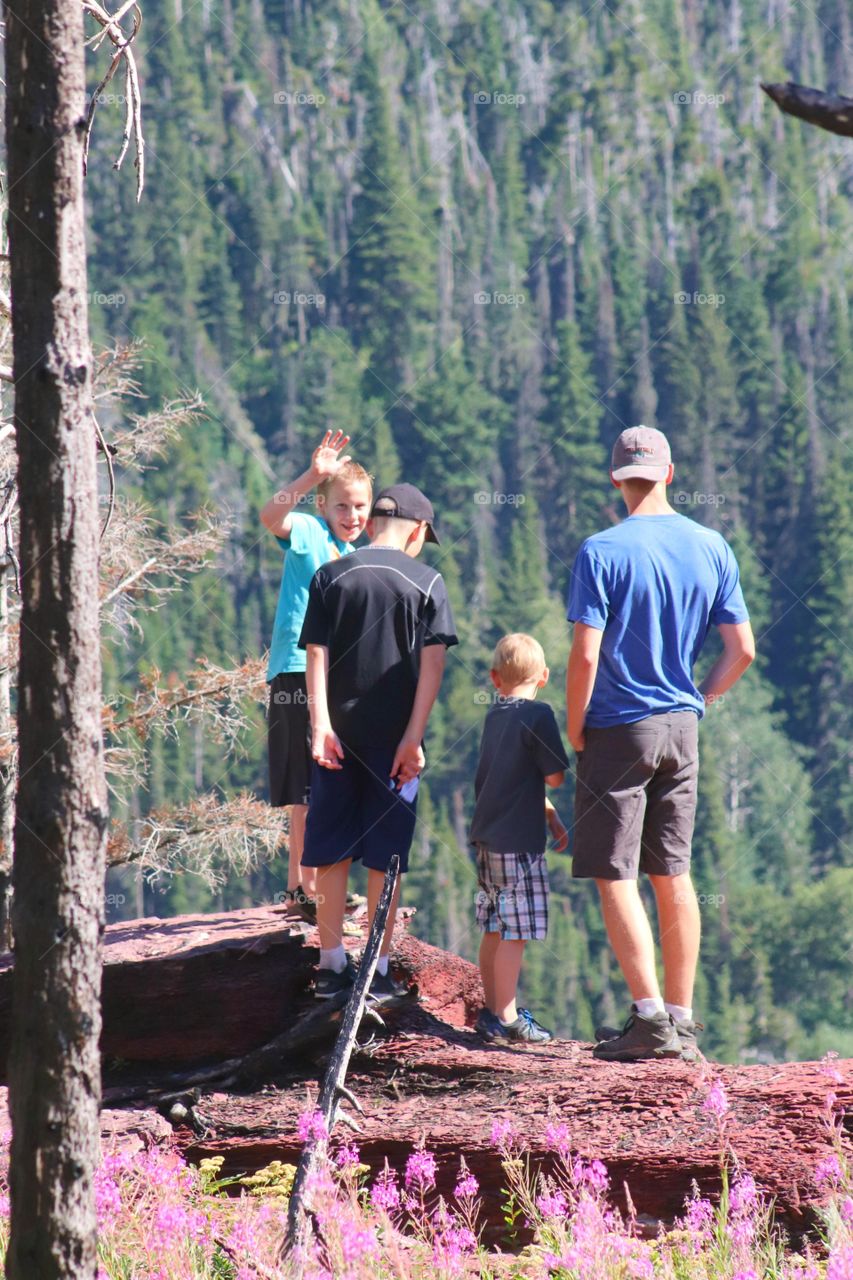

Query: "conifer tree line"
<box><xmin>82</xmin><ymin>0</ymin><xmax>853</xmax><ymax>1062</ymax></box>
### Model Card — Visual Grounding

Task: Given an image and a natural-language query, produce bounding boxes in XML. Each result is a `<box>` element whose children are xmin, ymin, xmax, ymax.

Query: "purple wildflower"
<box><xmin>454</xmin><ymin>1170</ymin><xmax>479</xmax><ymax>1200</ymax></box>
<box><xmin>815</xmin><ymin>1155</ymin><xmax>843</xmax><ymax>1186</ymax></box>
<box><xmin>537</xmin><ymin>1188</ymin><xmax>568</xmax><ymax>1218</ymax></box>
<box><xmin>703</xmin><ymin>1079</ymin><xmax>729</xmax><ymax>1119</ymax></box>
<box><xmin>370</xmin><ymin>1167</ymin><xmax>401</xmax><ymax>1213</ymax></box>
<box><xmin>490</xmin><ymin>1118</ymin><xmax>515</xmax><ymax>1147</ymax></box>
<box><xmin>405</xmin><ymin>1148</ymin><xmax>437</xmax><ymax>1191</ymax></box>
<box><xmin>340</xmin><ymin>1217</ymin><xmax>378</xmax><ymax>1263</ymax></box>
<box><xmin>545</xmin><ymin>1120</ymin><xmax>571</xmax><ymax>1155</ymax></box>
<box><xmin>297</xmin><ymin>1109</ymin><xmax>329</xmax><ymax>1143</ymax></box>
<box><xmin>334</xmin><ymin>1142</ymin><xmax>361</xmax><ymax>1170</ymax></box>
<box><xmin>828</xmin><ymin>1245</ymin><xmax>853</xmax><ymax>1280</ymax></box>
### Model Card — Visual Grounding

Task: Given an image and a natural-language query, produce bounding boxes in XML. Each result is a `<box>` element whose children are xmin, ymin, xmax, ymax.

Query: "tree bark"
<box><xmin>4</xmin><ymin>2</ymin><xmax>109</xmax><ymax>1277</ymax></box>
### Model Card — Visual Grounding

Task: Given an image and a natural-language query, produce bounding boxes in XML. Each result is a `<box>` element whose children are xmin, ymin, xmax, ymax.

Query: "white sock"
<box><xmin>665</xmin><ymin>1002</ymin><xmax>693</xmax><ymax>1024</ymax></box>
<box><xmin>635</xmin><ymin>997</ymin><xmax>665</xmax><ymax>1018</ymax></box>
<box><xmin>376</xmin><ymin>955</ymin><xmax>389</xmax><ymax>977</ymax></box>
<box><xmin>319</xmin><ymin>945</ymin><xmax>347</xmax><ymax>973</ymax></box>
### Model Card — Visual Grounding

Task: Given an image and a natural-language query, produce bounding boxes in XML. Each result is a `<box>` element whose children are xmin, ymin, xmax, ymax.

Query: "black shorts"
<box><xmin>267</xmin><ymin>673</ymin><xmax>312</xmax><ymax>807</ymax></box>
<box><xmin>301</xmin><ymin>743</ymin><xmax>419</xmax><ymax>873</ymax></box>
<box><xmin>572</xmin><ymin>711</ymin><xmax>699</xmax><ymax>880</ymax></box>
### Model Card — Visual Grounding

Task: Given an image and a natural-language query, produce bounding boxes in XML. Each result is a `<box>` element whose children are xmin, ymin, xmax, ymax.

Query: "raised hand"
<box><xmin>310</xmin><ymin>430</ymin><xmax>351</xmax><ymax>483</ymax></box>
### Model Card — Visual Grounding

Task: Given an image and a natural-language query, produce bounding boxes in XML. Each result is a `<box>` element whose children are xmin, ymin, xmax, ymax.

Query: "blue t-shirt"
<box><xmin>566</xmin><ymin>513</ymin><xmax>749</xmax><ymax>727</ymax></box>
<box><xmin>267</xmin><ymin>512</ymin><xmax>354</xmax><ymax>679</ymax></box>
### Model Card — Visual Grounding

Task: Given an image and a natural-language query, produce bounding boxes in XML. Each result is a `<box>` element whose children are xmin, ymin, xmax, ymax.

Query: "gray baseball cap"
<box><xmin>611</xmin><ymin>426</ymin><xmax>672</xmax><ymax>481</ymax></box>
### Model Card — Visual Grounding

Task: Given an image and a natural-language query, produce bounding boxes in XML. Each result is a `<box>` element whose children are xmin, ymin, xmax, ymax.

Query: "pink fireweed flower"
<box><xmin>822</xmin><ymin>1051</ymin><xmax>844</xmax><ymax>1085</ymax></box>
<box><xmin>703</xmin><ymin>1079</ymin><xmax>729</xmax><ymax>1119</ymax></box>
<box><xmin>405</xmin><ymin>1148</ymin><xmax>437</xmax><ymax>1191</ymax></box>
<box><xmin>572</xmin><ymin>1155</ymin><xmax>609</xmax><ymax>1192</ymax></box>
<box><xmin>815</xmin><ymin>1155</ymin><xmax>843</xmax><ymax>1186</ymax></box>
<box><xmin>340</xmin><ymin>1217</ymin><xmax>379</xmax><ymax>1264</ymax></box>
<box><xmin>297</xmin><ymin>1109</ymin><xmax>329</xmax><ymax>1143</ymax></box>
<box><xmin>731</xmin><ymin>1271</ymin><xmax>759</xmax><ymax>1280</ymax></box>
<box><xmin>840</xmin><ymin>1196</ymin><xmax>853</xmax><ymax>1226</ymax></box>
<box><xmin>729</xmin><ymin>1173</ymin><xmax>758</xmax><ymax>1215</ymax></box>
<box><xmin>545</xmin><ymin>1121</ymin><xmax>571</xmax><ymax>1155</ymax></box>
<box><xmin>454</xmin><ymin>1171</ymin><xmax>479</xmax><ymax>1199</ymax></box>
<box><xmin>432</xmin><ymin>1221</ymin><xmax>477</xmax><ymax>1272</ymax></box>
<box><xmin>335</xmin><ymin>1142</ymin><xmax>361</xmax><ymax>1170</ymax></box>
<box><xmin>490</xmin><ymin>1118</ymin><xmax>515</xmax><ymax>1147</ymax></box>
<box><xmin>370</xmin><ymin>1167</ymin><xmax>401</xmax><ymax>1213</ymax></box>
<box><xmin>537</xmin><ymin>1188</ymin><xmax>568</xmax><ymax>1218</ymax></box>
<box><xmin>828</xmin><ymin>1245</ymin><xmax>853</xmax><ymax>1280</ymax></box>
<box><xmin>94</xmin><ymin>1167</ymin><xmax>122</xmax><ymax>1230</ymax></box>
<box><xmin>683</xmin><ymin>1196</ymin><xmax>714</xmax><ymax>1235</ymax></box>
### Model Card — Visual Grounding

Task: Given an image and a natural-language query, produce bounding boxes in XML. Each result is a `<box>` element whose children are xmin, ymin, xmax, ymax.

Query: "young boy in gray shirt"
<box><xmin>470</xmin><ymin>633</ymin><xmax>570</xmax><ymax>1043</ymax></box>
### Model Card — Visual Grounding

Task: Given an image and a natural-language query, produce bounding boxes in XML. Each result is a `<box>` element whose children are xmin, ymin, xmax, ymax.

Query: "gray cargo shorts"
<box><xmin>572</xmin><ymin>710</ymin><xmax>699</xmax><ymax>880</ymax></box>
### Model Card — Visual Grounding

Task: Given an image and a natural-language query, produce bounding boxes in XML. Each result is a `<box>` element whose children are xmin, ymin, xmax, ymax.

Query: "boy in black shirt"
<box><xmin>299</xmin><ymin>484</ymin><xmax>458</xmax><ymax>999</ymax></box>
<box><xmin>470</xmin><ymin>634</ymin><xmax>570</xmax><ymax>1042</ymax></box>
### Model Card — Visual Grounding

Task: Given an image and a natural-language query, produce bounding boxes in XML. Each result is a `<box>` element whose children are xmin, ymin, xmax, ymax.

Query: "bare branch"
<box><xmin>82</xmin><ymin>0</ymin><xmax>146</xmax><ymax>200</ymax></box>
<box><xmin>761</xmin><ymin>82</ymin><xmax>853</xmax><ymax>138</ymax></box>
<box><xmin>107</xmin><ymin>794</ymin><xmax>287</xmax><ymax>885</ymax></box>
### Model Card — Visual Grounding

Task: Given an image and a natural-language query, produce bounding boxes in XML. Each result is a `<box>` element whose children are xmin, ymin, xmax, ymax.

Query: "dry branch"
<box><xmin>106</xmin><ymin>792</ymin><xmax>285</xmax><ymax>885</ymax></box>
<box><xmin>82</xmin><ymin>0</ymin><xmax>146</xmax><ymax>199</ymax></box>
<box><xmin>761</xmin><ymin>82</ymin><xmax>853</xmax><ymax>138</ymax></box>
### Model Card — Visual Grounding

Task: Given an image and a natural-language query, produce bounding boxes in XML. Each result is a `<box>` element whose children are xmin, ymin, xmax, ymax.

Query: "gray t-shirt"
<box><xmin>469</xmin><ymin>697</ymin><xmax>569</xmax><ymax>854</ymax></box>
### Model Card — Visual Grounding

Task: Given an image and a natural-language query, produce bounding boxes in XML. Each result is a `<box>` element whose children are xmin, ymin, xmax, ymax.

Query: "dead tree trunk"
<box><xmin>4</xmin><ymin>1</ymin><xmax>109</xmax><ymax>1277</ymax></box>
<box><xmin>761</xmin><ymin>82</ymin><xmax>853</xmax><ymax>137</ymax></box>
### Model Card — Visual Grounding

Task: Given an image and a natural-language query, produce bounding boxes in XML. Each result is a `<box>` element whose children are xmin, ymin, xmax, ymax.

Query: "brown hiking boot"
<box><xmin>592</xmin><ymin>1008</ymin><xmax>682</xmax><ymax>1061</ymax></box>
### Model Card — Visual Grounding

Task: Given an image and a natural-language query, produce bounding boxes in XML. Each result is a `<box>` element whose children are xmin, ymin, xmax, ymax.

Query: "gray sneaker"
<box><xmin>595</xmin><ymin>1005</ymin><xmax>702</xmax><ymax>1061</ymax></box>
<box><xmin>592</xmin><ymin>1008</ymin><xmax>682</xmax><ymax>1061</ymax></box>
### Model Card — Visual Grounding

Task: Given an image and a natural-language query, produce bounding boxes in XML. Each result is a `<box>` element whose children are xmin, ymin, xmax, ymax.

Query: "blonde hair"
<box><xmin>491</xmin><ymin>633</ymin><xmax>546</xmax><ymax>685</ymax></box>
<box><xmin>317</xmin><ymin>461</ymin><xmax>373</xmax><ymax>501</ymax></box>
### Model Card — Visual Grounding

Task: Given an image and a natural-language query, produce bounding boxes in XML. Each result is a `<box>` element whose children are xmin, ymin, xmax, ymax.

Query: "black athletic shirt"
<box><xmin>469</xmin><ymin>698</ymin><xmax>569</xmax><ymax>854</ymax></box>
<box><xmin>298</xmin><ymin>546</ymin><xmax>458</xmax><ymax>750</ymax></box>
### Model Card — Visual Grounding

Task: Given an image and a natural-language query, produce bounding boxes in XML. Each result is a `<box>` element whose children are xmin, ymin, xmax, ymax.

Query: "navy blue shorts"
<box><xmin>301</xmin><ymin>744</ymin><xmax>418</xmax><ymax>873</ymax></box>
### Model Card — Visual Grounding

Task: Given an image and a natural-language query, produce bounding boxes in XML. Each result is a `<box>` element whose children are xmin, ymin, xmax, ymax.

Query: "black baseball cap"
<box><xmin>370</xmin><ymin>483</ymin><xmax>440</xmax><ymax>544</ymax></box>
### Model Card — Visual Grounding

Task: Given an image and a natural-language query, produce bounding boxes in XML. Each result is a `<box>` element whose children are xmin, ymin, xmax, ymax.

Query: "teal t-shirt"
<box><xmin>267</xmin><ymin>512</ymin><xmax>354</xmax><ymax>679</ymax></box>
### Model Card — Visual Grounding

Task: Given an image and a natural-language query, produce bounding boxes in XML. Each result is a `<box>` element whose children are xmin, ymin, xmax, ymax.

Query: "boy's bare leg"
<box><xmin>288</xmin><ymin>804</ymin><xmax>314</xmax><ymax>895</ymax></box>
<box><xmin>595</xmin><ymin>879</ymin><xmax>662</xmax><ymax>1002</ymax></box>
<box><xmin>315</xmin><ymin>860</ymin><xmax>352</xmax><ymax>953</ymax></box>
<box><xmin>493</xmin><ymin>938</ymin><xmax>526</xmax><ymax>1023</ymax></box>
<box><xmin>478</xmin><ymin>931</ymin><xmax>499</xmax><ymax>1011</ymax></box>
<box><xmin>367</xmin><ymin>867</ymin><xmax>402</xmax><ymax>957</ymax></box>
<box><xmin>649</xmin><ymin>871</ymin><xmax>700</xmax><ymax>1008</ymax></box>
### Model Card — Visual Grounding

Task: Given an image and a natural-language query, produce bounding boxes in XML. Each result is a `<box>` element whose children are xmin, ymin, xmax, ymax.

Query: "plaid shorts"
<box><xmin>475</xmin><ymin>846</ymin><xmax>549</xmax><ymax>940</ymax></box>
